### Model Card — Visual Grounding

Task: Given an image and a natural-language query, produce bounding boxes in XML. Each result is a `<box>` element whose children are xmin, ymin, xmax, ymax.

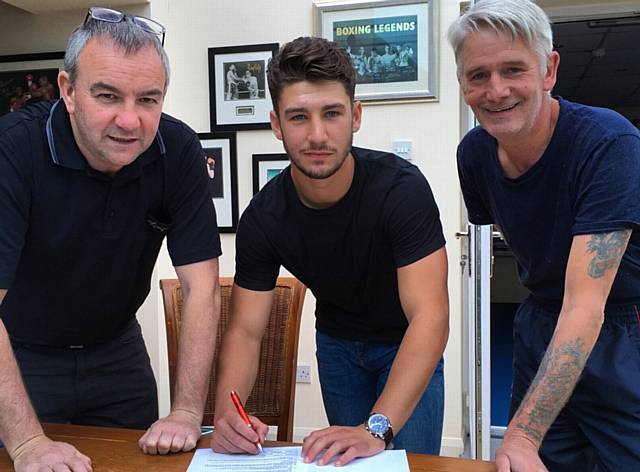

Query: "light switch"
<box><xmin>393</xmin><ymin>139</ymin><xmax>412</xmax><ymax>160</ymax></box>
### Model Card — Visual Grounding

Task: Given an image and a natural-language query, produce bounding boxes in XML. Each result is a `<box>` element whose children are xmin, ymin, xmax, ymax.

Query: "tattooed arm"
<box><xmin>496</xmin><ymin>230</ymin><xmax>631</xmax><ymax>472</ymax></box>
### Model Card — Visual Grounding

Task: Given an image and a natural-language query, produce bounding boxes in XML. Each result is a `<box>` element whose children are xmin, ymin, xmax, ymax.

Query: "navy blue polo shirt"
<box><xmin>0</xmin><ymin>100</ymin><xmax>221</xmax><ymax>346</ymax></box>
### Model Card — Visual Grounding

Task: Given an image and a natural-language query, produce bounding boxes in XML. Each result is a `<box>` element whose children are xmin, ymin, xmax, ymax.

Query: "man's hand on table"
<box><xmin>12</xmin><ymin>434</ymin><xmax>92</xmax><ymax>472</ymax></box>
<box><xmin>138</xmin><ymin>409</ymin><xmax>201</xmax><ymax>455</ymax></box>
<box><xmin>211</xmin><ymin>410</ymin><xmax>267</xmax><ymax>454</ymax></box>
<box><xmin>301</xmin><ymin>425</ymin><xmax>385</xmax><ymax>467</ymax></box>
<box><xmin>495</xmin><ymin>434</ymin><xmax>548</xmax><ymax>472</ymax></box>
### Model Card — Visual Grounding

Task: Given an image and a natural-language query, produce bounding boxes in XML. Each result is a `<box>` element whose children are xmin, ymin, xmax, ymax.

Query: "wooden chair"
<box><xmin>160</xmin><ymin>276</ymin><xmax>306</xmax><ymax>441</ymax></box>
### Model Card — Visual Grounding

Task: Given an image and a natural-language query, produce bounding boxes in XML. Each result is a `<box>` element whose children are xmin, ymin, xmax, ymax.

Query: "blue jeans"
<box><xmin>510</xmin><ymin>298</ymin><xmax>640</xmax><ymax>472</ymax></box>
<box><xmin>315</xmin><ymin>331</ymin><xmax>444</xmax><ymax>454</ymax></box>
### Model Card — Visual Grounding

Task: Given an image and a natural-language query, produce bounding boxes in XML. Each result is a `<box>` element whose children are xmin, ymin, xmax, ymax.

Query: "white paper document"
<box><xmin>186</xmin><ymin>446</ymin><xmax>410</xmax><ymax>472</ymax></box>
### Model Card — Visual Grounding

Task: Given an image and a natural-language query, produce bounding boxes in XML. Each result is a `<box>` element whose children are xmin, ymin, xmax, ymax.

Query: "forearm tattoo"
<box><xmin>510</xmin><ymin>230</ymin><xmax>631</xmax><ymax>443</ymax></box>
<box><xmin>514</xmin><ymin>336</ymin><xmax>588</xmax><ymax>443</ymax></box>
<box><xmin>587</xmin><ymin>230</ymin><xmax>631</xmax><ymax>278</ymax></box>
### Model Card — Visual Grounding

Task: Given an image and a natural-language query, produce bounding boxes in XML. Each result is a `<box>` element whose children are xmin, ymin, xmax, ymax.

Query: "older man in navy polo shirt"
<box><xmin>0</xmin><ymin>8</ymin><xmax>221</xmax><ymax>472</ymax></box>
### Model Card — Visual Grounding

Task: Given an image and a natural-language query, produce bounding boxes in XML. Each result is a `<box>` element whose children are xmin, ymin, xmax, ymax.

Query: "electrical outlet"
<box><xmin>393</xmin><ymin>139</ymin><xmax>412</xmax><ymax>160</ymax></box>
<box><xmin>296</xmin><ymin>364</ymin><xmax>311</xmax><ymax>383</ymax></box>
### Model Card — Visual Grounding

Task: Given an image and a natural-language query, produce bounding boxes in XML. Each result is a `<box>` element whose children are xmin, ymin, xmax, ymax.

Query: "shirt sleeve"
<box><xmin>165</xmin><ymin>131</ymin><xmax>222</xmax><ymax>266</ymax></box>
<box><xmin>384</xmin><ymin>168</ymin><xmax>446</xmax><ymax>268</ymax></box>
<box><xmin>0</xmin><ymin>124</ymin><xmax>31</xmax><ymax>289</ymax></box>
<box><xmin>457</xmin><ymin>141</ymin><xmax>494</xmax><ymax>225</ymax></box>
<box><xmin>234</xmin><ymin>204</ymin><xmax>281</xmax><ymax>291</ymax></box>
<box><xmin>572</xmin><ymin>134</ymin><xmax>640</xmax><ymax>235</ymax></box>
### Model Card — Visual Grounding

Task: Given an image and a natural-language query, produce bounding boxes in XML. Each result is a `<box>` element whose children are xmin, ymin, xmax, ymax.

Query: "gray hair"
<box><xmin>447</xmin><ymin>0</ymin><xmax>553</xmax><ymax>80</ymax></box>
<box><xmin>64</xmin><ymin>15</ymin><xmax>170</xmax><ymax>88</ymax></box>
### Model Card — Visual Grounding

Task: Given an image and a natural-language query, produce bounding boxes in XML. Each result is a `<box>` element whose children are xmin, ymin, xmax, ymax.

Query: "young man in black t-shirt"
<box><xmin>211</xmin><ymin>37</ymin><xmax>449</xmax><ymax>466</ymax></box>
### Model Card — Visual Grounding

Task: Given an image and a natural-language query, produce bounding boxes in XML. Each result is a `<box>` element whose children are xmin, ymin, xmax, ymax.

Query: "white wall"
<box><xmin>0</xmin><ymin>2</ymin><xmax>150</xmax><ymax>54</ymax></box>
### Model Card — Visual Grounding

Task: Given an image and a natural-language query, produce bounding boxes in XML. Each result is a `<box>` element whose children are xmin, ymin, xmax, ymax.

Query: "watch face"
<box><xmin>368</xmin><ymin>413</ymin><xmax>390</xmax><ymax>434</ymax></box>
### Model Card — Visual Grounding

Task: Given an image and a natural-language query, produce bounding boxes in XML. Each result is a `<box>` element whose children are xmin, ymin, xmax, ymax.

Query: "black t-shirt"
<box><xmin>0</xmin><ymin>100</ymin><xmax>222</xmax><ymax>346</ymax></box>
<box><xmin>235</xmin><ymin>147</ymin><xmax>445</xmax><ymax>344</ymax></box>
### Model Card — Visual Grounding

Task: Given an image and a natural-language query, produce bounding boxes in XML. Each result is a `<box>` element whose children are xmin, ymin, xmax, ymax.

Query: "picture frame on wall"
<box><xmin>199</xmin><ymin>132</ymin><xmax>239</xmax><ymax>233</ymax></box>
<box><xmin>208</xmin><ymin>43</ymin><xmax>279</xmax><ymax>132</ymax></box>
<box><xmin>0</xmin><ymin>51</ymin><xmax>64</xmax><ymax>117</ymax></box>
<box><xmin>314</xmin><ymin>0</ymin><xmax>438</xmax><ymax>102</ymax></box>
<box><xmin>252</xmin><ymin>153</ymin><xmax>289</xmax><ymax>195</ymax></box>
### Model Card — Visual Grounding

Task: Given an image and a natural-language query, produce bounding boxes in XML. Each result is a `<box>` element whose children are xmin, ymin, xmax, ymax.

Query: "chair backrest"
<box><xmin>160</xmin><ymin>276</ymin><xmax>306</xmax><ymax>441</ymax></box>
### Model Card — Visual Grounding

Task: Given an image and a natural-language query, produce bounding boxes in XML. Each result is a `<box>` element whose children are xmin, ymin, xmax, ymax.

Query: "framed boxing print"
<box><xmin>252</xmin><ymin>153</ymin><xmax>289</xmax><ymax>195</ymax></box>
<box><xmin>208</xmin><ymin>43</ymin><xmax>279</xmax><ymax>132</ymax></box>
<box><xmin>198</xmin><ymin>132</ymin><xmax>239</xmax><ymax>233</ymax></box>
<box><xmin>314</xmin><ymin>0</ymin><xmax>438</xmax><ymax>102</ymax></box>
<box><xmin>0</xmin><ymin>51</ymin><xmax>64</xmax><ymax>117</ymax></box>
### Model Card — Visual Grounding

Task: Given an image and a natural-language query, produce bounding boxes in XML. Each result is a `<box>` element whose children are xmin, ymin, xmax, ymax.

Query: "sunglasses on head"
<box><xmin>84</xmin><ymin>7</ymin><xmax>166</xmax><ymax>46</ymax></box>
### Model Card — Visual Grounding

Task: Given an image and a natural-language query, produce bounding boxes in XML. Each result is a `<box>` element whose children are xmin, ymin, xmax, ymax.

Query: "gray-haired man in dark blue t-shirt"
<box><xmin>449</xmin><ymin>1</ymin><xmax>640</xmax><ymax>471</ymax></box>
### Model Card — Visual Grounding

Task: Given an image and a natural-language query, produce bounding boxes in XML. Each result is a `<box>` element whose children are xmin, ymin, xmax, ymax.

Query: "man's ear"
<box><xmin>57</xmin><ymin>70</ymin><xmax>76</xmax><ymax>114</ymax></box>
<box><xmin>270</xmin><ymin>110</ymin><xmax>283</xmax><ymax>141</ymax></box>
<box><xmin>351</xmin><ymin>100</ymin><xmax>362</xmax><ymax>133</ymax></box>
<box><xmin>543</xmin><ymin>51</ymin><xmax>560</xmax><ymax>92</ymax></box>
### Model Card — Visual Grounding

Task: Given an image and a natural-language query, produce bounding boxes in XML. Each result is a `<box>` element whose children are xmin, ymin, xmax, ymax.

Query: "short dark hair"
<box><xmin>267</xmin><ymin>36</ymin><xmax>356</xmax><ymax>114</ymax></box>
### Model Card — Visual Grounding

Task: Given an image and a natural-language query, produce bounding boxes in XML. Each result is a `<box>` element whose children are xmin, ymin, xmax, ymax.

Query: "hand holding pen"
<box><xmin>230</xmin><ymin>390</ymin><xmax>263</xmax><ymax>453</ymax></box>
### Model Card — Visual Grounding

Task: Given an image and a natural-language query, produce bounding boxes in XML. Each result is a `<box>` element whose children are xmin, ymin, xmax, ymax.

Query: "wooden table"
<box><xmin>0</xmin><ymin>424</ymin><xmax>496</xmax><ymax>471</ymax></box>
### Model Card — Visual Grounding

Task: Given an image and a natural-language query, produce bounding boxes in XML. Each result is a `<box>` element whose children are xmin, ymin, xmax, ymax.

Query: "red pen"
<box><xmin>230</xmin><ymin>390</ymin><xmax>263</xmax><ymax>453</ymax></box>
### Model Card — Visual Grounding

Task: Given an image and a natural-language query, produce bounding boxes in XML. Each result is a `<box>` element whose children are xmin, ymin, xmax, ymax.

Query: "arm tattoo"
<box><xmin>513</xmin><ymin>336</ymin><xmax>589</xmax><ymax>443</ymax></box>
<box><xmin>586</xmin><ymin>230</ymin><xmax>631</xmax><ymax>278</ymax></box>
<box><xmin>510</xmin><ymin>231</ymin><xmax>630</xmax><ymax>442</ymax></box>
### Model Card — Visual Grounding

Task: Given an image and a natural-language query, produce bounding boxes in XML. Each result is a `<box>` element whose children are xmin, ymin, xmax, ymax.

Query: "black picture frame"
<box><xmin>252</xmin><ymin>153</ymin><xmax>289</xmax><ymax>195</ymax></box>
<box><xmin>208</xmin><ymin>43</ymin><xmax>279</xmax><ymax>132</ymax></box>
<box><xmin>198</xmin><ymin>132</ymin><xmax>239</xmax><ymax>233</ymax></box>
<box><xmin>0</xmin><ymin>51</ymin><xmax>64</xmax><ymax>117</ymax></box>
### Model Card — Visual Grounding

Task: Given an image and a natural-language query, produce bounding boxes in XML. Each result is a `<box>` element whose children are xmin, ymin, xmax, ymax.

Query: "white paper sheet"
<box><xmin>186</xmin><ymin>447</ymin><xmax>410</xmax><ymax>471</ymax></box>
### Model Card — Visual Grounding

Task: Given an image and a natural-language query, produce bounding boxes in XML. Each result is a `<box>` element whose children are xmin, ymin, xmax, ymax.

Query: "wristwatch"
<box><xmin>365</xmin><ymin>412</ymin><xmax>394</xmax><ymax>447</ymax></box>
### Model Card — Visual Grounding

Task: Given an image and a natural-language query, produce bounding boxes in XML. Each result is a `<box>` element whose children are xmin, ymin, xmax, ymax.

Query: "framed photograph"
<box><xmin>252</xmin><ymin>153</ymin><xmax>289</xmax><ymax>195</ymax></box>
<box><xmin>0</xmin><ymin>51</ymin><xmax>64</xmax><ymax>117</ymax></box>
<box><xmin>199</xmin><ymin>132</ymin><xmax>239</xmax><ymax>233</ymax></box>
<box><xmin>314</xmin><ymin>0</ymin><xmax>438</xmax><ymax>101</ymax></box>
<box><xmin>208</xmin><ymin>43</ymin><xmax>279</xmax><ymax>132</ymax></box>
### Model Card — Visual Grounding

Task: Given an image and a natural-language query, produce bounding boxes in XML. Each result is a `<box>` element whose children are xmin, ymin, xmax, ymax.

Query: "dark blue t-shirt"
<box><xmin>235</xmin><ymin>147</ymin><xmax>446</xmax><ymax>344</ymax></box>
<box><xmin>458</xmin><ymin>98</ymin><xmax>640</xmax><ymax>303</ymax></box>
